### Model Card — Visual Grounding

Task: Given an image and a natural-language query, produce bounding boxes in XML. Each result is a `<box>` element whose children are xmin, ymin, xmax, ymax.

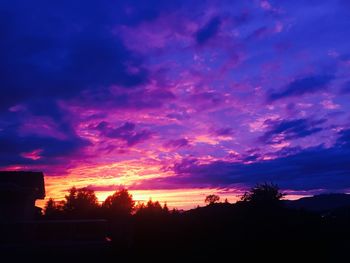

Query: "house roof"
<box><xmin>0</xmin><ymin>171</ymin><xmax>45</xmax><ymax>199</ymax></box>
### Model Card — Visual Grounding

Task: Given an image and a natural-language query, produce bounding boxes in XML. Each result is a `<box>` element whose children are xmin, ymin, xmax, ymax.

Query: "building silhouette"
<box><xmin>0</xmin><ymin>171</ymin><xmax>45</xmax><ymax>222</ymax></box>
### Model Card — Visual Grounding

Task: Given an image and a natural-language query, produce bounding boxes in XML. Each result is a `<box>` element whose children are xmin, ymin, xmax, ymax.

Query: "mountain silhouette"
<box><xmin>284</xmin><ymin>193</ymin><xmax>350</xmax><ymax>212</ymax></box>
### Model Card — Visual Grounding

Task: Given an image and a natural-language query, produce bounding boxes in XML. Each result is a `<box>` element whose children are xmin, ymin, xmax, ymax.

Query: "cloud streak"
<box><xmin>268</xmin><ymin>75</ymin><xmax>334</xmax><ymax>101</ymax></box>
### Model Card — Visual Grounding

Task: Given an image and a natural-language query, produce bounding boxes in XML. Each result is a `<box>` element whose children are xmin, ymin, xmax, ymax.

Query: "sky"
<box><xmin>1</xmin><ymin>0</ymin><xmax>350</xmax><ymax>209</ymax></box>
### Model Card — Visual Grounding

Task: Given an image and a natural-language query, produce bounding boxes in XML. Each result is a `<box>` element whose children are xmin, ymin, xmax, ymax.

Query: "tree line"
<box><xmin>43</xmin><ymin>182</ymin><xmax>284</xmax><ymax>219</ymax></box>
<box><xmin>44</xmin><ymin>187</ymin><xmax>173</xmax><ymax>220</ymax></box>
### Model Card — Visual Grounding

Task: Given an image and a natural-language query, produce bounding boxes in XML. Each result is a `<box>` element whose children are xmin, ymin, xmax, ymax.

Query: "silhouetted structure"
<box><xmin>0</xmin><ymin>171</ymin><xmax>45</xmax><ymax>222</ymax></box>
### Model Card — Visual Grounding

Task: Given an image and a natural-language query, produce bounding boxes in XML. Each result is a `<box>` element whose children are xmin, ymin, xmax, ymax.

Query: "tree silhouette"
<box><xmin>63</xmin><ymin>187</ymin><xmax>99</xmax><ymax>218</ymax></box>
<box><xmin>145</xmin><ymin>199</ymin><xmax>163</xmax><ymax>213</ymax></box>
<box><xmin>135</xmin><ymin>199</ymin><xmax>169</xmax><ymax>217</ymax></box>
<box><xmin>163</xmin><ymin>202</ymin><xmax>169</xmax><ymax>213</ymax></box>
<box><xmin>205</xmin><ymin>194</ymin><xmax>220</xmax><ymax>205</ymax></box>
<box><xmin>241</xmin><ymin>182</ymin><xmax>285</xmax><ymax>204</ymax></box>
<box><xmin>102</xmin><ymin>188</ymin><xmax>135</xmax><ymax>218</ymax></box>
<box><xmin>44</xmin><ymin>198</ymin><xmax>64</xmax><ymax>219</ymax></box>
<box><xmin>44</xmin><ymin>198</ymin><xmax>56</xmax><ymax>214</ymax></box>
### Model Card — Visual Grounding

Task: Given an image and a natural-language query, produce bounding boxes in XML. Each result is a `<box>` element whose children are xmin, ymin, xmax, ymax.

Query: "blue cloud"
<box><xmin>268</xmin><ymin>75</ymin><xmax>334</xmax><ymax>101</ymax></box>
<box><xmin>195</xmin><ymin>16</ymin><xmax>221</xmax><ymax>45</ymax></box>
<box><xmin>0</xmin><ymin>0</ymin><xmax>151</xmax><ymax>112</ymax></box>
<box><xmin>0</xmin><ymin>126</ymin><xmax>90</xmax><ymax>166</ymax></box>
<box><xmin>260</xmin><ymin>118</ymin><xmax>326</xmax><ymax>144</ymax></box>
<box><xmin>340</xmin><ymin>81</ymin><xmax>350</xmax><ymax>94</ymax></box>
<box><xmin>133</xmin><ymin>131</ymin><xmax>350</xmax><ymax>192</ymax></box>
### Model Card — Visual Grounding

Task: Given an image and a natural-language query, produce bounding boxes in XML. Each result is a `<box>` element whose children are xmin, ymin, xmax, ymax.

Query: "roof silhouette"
<box><xmin>0</xmin><ymin>171</ymin><xmax>45</xmax><ymax>199</ymax></box>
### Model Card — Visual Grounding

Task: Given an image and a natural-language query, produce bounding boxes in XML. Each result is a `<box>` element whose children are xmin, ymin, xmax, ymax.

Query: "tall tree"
<box><xmin>102</xmin><ymin>188</ymin><xmax>135</xmax><ymax>217</ymax></box>
<box><xmin>63</xmin><ymin>187</ymin><xmax>99</xmax><ymax>218</ymax></box>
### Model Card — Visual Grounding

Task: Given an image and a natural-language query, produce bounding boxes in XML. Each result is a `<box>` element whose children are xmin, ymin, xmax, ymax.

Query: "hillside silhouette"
<box><xmin>284</xmin><ymin>193</ymin><xmax>350</xmax><ymax>212</ymax></box>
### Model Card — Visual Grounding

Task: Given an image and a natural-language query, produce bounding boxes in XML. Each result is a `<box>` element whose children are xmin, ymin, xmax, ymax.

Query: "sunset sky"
<box><xmin>1</xmin><ymin>0</ymin><xmax>350</xmax><ymax>209</ymax></box>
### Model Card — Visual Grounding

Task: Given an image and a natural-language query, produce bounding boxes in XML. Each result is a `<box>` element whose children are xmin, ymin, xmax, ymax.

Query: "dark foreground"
<box><xmin>2</xmin><ymin>200</ymin><xmax>350</xmax><ymax>263</ymax></box>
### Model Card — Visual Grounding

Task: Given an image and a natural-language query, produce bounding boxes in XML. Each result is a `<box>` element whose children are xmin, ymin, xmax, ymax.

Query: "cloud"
<box><xmin>1</xmin><ymin>0</ymin><xmax>350</xmax><ymax>197</ymax></box>
<box><xmin>164</xmin><ymin>138</ymin><xmax>190</xmax><ymax>149</ymax></box>
<box><xmin>95</xmin><ymin>121</ymin><xmax>151</xmax><ymax>146</ymax></box>
<box><xmin>0</xmin><ymin>0</ymin><xmax>170</xmax><ymax>169</ymax></box>
<box><xmin>0</xmin><ymin>100</ymin><xmax>90</xmax><ymax>165</ymax></box>
<box><xmin>195</xmin><ymin>16</ymin><xmax>221</xmax><ymax>45</ymax></box>
<box><xmin>73</xmin><ymin>86</ymin><xmax>175</xmax><ymax>112</ymax></box>
<box><xmin>260</xmin><ymin>118</ymin><xmax>326</xmax><ymax>144</ymax></box>
<box><xmin>0</xmin><ymin>1</ymin><xmax>151</xmax><ymax>113</ymax></box>
<box><xmin>340</xmin><ymin>81</ymin><xmax>350</xmax><ymax>94</ymax></box>
<box><xmin>0</xmin><ymin>122</ymin><xmax>90</xmax><ymax>166</ymax></box>
<box><xmin>268</xmin><ymin>75</ymin><xmax>334</xmax><ymax>101</ymax></box>
<box><xmin>133</xmin><ymin>130</ymin><xmax>350</xmax><ymax>191</ymax></box>
<box><xmin>213</xmin><ymin>128</ymin><xmax>234</xmax><ymax>136</ymax></box>
<box><xmin>336</xmin><ymin>128</ymin><xmax>350</xmax><ymax>147</ymax></box>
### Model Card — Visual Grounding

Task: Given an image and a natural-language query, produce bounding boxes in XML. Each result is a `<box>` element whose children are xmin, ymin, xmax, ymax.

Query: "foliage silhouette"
<box><xmin>62</xmin><ymin>187</ymin><xmax>99</xmax><ymax>218</ymax></box>
<box><xmin>135</xmin><ymin>199</ymin><xmax>169</xmax><ymax>217</ymax></box>
<box><xmin>43</xmin><ymin>198</ymin><xmax>64</xmax><ymax>219</ymax></box>
<box><xmin>102</xmin><ymin>188</ymin><xmax>135</xmax><ymax>218</ymax></box>
<box><xmin>205</xmin><ymin>194</ymin><xmax>220</xmax><ymax>205</ymax></box>
<box><xmin>241</xmin><ymin>182</ymin><xmax>285</xmax><ymax>204</ymax></box>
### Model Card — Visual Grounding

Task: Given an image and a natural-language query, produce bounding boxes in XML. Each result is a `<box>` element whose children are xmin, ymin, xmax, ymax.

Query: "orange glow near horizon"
<box><xmin>34</xmin><ymin>160</ymin><xmax>313</xmax><ymax>211</ymax></box>
<box><xmin>36</xmin><ymin>173</ymin><xmax>243</xmax><ymax>210</ymax></box>
<box><xmin>35</xmin><ymin>174</ymin><xmax>312</xmax><ymax>211</ymax></box>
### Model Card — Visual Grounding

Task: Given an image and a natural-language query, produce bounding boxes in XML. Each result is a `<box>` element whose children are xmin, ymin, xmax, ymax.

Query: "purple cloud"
<box><xmin>95</xmin><ymin>121</ymin><xmax>151</xmax><ymax>146</ymax></box>
<box><xmin>164</xmin><ymin>138</ymin><xmax>190</xmax><ymax>149</ymax></box>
